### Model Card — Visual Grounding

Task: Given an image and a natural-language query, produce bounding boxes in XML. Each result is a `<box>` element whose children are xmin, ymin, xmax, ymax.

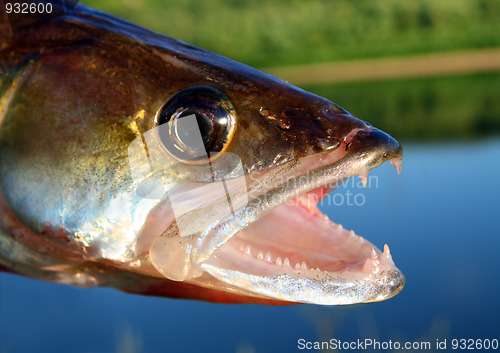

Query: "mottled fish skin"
<box><xmin>0</xmin><ymin>5</ymin><xmax>402</xmax><ymax>304</ymax></box>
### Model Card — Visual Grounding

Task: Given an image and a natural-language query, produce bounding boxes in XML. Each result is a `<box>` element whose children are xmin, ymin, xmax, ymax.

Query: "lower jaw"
<box><xmin>197</xmin><ymin>185</ymin><xmax>404</xmax><ymax>305</ymax></box>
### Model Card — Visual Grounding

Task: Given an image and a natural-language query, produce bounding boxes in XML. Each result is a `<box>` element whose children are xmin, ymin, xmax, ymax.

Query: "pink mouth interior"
<box><xmin>209</xmin><ymin>183</ymin><xmax>395</xmax><ymax>278</ymax></box>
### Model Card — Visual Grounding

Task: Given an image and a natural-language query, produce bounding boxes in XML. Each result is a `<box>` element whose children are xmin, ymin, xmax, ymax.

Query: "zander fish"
<box><xmin>0</xmin><ymin>5</ymin><xmax>404</xmax><ymax>305</ymax></box>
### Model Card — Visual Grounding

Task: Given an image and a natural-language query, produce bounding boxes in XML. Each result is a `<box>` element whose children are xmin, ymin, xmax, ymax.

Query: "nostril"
<box><xmin>343</xmin><ymin>128</ymin><xmax>366</xmax><ymax>146</ymax></box>
<box><xmin>277</xmin><ymin>117</ymin><xmax>292</xmax><ymax>130</ymax></box>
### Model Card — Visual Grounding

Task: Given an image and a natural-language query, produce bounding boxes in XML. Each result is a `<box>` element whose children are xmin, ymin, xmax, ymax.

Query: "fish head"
<box><xmin>0</xmin><ymin>6</ymin><xmax>404</xmax><ymax>304</ymax></box>
<box><xmin>126</xmin><ymin>62</ymin><xmax>404</xmax><ymax>304</ymax></box>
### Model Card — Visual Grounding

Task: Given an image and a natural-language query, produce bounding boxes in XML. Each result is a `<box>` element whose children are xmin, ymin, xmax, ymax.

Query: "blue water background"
<box><xmin>1</xmin><ymin>138</ymin><xmax>499</xmax><ymax>353</ymax></box>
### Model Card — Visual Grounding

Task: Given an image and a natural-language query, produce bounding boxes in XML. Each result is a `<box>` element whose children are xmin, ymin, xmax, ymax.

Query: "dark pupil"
<box><xmin>157</xmin><ymin>86</ymin><xmax>234</xmax><ymax>162</ymax></box>
<box><xmin>177</xmin><ymin>109</ymin><xmax>213</xmax><ymax>148</ymax></box>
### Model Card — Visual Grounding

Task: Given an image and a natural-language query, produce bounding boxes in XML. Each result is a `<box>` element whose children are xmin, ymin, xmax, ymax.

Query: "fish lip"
<box><xmin>201</xmin><ymin>264</ymin><xmax>406</xmax><ymax>305</ymax></box>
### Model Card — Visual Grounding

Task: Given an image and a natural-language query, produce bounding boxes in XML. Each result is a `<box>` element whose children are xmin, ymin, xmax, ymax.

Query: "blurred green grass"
<box><xmin>304</xmin><ymin>73</ymin><xmax>500</xmax><ymax>141</ymax></box>
<box><xmin>80</xmin><ymin>0</ymin><xmax>500</xmax><ymax>140</ymax></box>
<box><xmin>82</xmin><ymin>0</ymin><xmax>500</xmax><ymax>68</ymax></box>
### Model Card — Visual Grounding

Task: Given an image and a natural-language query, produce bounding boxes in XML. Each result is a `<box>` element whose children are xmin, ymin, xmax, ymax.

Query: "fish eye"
<box><xmin>157</xmin><ymin>86</ymin><xmax>236</xmax><ymax>163</ymax></box>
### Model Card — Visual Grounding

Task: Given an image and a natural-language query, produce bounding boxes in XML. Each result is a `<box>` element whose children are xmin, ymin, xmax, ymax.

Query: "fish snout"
<box><xmin>332</xmin><ymin>125</ymin><xmax>404</xmax><ymax>180</ymax></box>
<box><xmin>347</xmin><ymin>128</ymin><xmax>402</xmax><ymax>161</ymax></box>
<box><xmin>299</xmin><ymin>101</ymin><xmax>373</xmax><ymax>153</ymax></box>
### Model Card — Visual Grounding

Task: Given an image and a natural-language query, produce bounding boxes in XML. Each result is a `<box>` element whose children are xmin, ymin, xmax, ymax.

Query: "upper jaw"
<box><xmin>199</xmin><ymin>126</ymin><xmax>403</xmax><ymax>260</ymax></box>
<box><xmin>148</xmin><ymin>127</ymin><xmax>404</xmax><ymax>304</ymax></box>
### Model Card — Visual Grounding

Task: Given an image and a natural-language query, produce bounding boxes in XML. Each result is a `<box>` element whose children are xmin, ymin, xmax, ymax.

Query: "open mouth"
<box><xmin>149</xmin><ymin>127</ymin><xmax>404</xmax><ymax>305</ymax></box>
<box><xmin>202</xmin><ymin>183</ymin><xmax>404</xmax><ymax>305</ymax></box>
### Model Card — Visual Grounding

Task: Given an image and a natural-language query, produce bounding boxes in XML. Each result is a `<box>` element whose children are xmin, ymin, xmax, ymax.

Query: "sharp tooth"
<box><xmin>295</xmin><ymin>263</ymin><xmax>301</xmax><ymax>270</ymax></box>
<box><xmin>359</xmin><ymin>174</ymin><xmax>368</xmax><ymax>188</ymax></box>
<box><xmin>382</xmin><ymin>244</ymin><xmax>390</xmax><ymax>257</ymax></box>
<box><xmin>265</xmin><ymin>251</ymin><xmax>272</xmax><ymax>263</ymax></box>
<box><xmin>362</xmin><ymin>257</ymin><xmax>378</xmax><ymax>274</ymax></box>
<box><xmin>349</xmin><ymin>230</ymin><xmax>356</xmax><ymax>237</ymax></box>
<box><xmin>315</xmin><ymin>267</ymin><xmax>321</xmax><ymax>272</ymax></box>
<box><xmin>390</xmin><ymin>157</ymin><xmax>403</xmax><ymax>174</ymax></box>
<box><xmin>257</xmin><ymin>251</ymin><xmax>264</xmax><ymax>260</ymax></box>
<box><xmin>362</xmin><ymin>248</ymin><xmax>381</xmax><ymax>274</ymax></box>
<box><xmin>358</xmin><ymin>168</ymin><xmax>369</xmax><ymax>188</ymax></box>
<box><xmin>380</xmin><ymin>244</ymin><xmax>395</xmax><ymax>265</ymax></box>
<box><xmin>284</xmin><ymin>257</ymin><xmax>291</xmax><ymax>268</ymax></box>
<box><xmin>276</xmin><ymin>257</ymin><xmax>282</xmax><ymax>266</ymax></box>
<box><xmin>301</xmin><ymin>261</ymin><xmax>308</xmax><ymax>270</ymax></box>
<box><xmin>245</xmin><ymin>245</ymin><xmax>252</xmax><ymax>256</ymax></box>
